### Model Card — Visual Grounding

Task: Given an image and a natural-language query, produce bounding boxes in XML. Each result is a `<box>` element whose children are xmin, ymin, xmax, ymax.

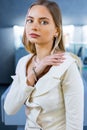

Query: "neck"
<box><xmin>35</xmin><ymin>44</ymin><xmax>52</xmax><ymax>60</ymax></box>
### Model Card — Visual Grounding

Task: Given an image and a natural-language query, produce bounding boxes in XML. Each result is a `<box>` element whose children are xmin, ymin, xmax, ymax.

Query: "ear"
<box><xmin>56</xmin><ymin>26</ymin><xmax>62</xmax><ymax>38</ymax></box>
<box><xmin>54</xmin><ymin>27</ymin><xmax>60</xmax><ymax>37</ymax></box>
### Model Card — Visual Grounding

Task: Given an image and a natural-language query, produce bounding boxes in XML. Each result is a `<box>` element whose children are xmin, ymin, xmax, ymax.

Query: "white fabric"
<box><xmin>4</xmin><ymin>52</ymin><xmax>84</xmax><ymax>130</ymax></box>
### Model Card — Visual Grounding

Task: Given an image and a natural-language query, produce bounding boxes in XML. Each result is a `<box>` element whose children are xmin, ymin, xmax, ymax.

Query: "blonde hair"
<box><xmin>22</xmin><ymin>0</ymin><xmax>65</xmax><ymax>54</ymax></box>
<box><xmin>69</xmin><ymin>52</ymin><xmax>83</xmax><ymax>73</ymax></box>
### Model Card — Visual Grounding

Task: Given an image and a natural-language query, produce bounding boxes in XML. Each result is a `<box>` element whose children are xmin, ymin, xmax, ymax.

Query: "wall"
<box><xmin>0</xmin><ymin>27</ymin><xmax>15</xmax><ymax>85</ymax></box>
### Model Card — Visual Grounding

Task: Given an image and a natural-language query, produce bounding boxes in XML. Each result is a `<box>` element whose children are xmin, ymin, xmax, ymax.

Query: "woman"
<box><xmin>4</xmin><ymin>0</ymin><xmax>84</xmax><ymax>130</ymax></box>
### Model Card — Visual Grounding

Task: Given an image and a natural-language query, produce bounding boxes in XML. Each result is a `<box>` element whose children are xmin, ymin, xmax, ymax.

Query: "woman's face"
<box><xmin>25</xmin><ymin>5</ymin><xmax>58</xmax><ymax>47</ymax></box>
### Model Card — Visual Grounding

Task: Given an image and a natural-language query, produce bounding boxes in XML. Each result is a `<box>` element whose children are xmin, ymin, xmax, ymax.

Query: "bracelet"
<box><xmin>32</xmin><ymin>67</ymin><xmax>38</xmax><ymax>81</ymax></box>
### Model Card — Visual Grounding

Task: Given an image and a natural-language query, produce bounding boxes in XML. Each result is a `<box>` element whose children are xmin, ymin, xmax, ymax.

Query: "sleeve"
<box><xmin>4</xmin><ymin>58</ymin><xmax>34</xmax><ymax>115</ymax></box>
<box><xmin>62</xmin><ymin>62</ymin><xmax>84</xmax><ymax>130</ymax></box>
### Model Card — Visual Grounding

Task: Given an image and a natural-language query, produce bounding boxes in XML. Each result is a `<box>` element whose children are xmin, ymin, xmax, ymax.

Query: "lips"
<box><xmin>29</xmin><ymin>33</ymin><xmax>40</xmax><ymax>38</ymax></box>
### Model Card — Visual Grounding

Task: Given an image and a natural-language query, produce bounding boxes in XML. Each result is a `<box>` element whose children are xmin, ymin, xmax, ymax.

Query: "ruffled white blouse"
<box><xmin>4</xmin><ymin>52</ymin><xmax>84</xmax><ymax>130</ymax></box>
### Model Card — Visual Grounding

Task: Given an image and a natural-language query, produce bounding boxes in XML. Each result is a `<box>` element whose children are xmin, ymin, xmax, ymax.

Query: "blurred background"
<box><xmin>0</xmin><ymin>0</ymin><xmax>87</xmax><ymax>130</ymax></box>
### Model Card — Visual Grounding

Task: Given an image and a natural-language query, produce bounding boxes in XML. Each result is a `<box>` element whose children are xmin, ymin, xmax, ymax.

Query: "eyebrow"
<box><xmin>27</xmin><ymin>16</ymin><xmax>50</xmax><ymax>20</ymax></box>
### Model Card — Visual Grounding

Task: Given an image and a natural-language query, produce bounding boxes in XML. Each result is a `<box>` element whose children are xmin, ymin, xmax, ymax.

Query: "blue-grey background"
<box><xmin>0</xmin><ymin>0</ymin><xmax>87</xmax><ymax>130</ymax></box>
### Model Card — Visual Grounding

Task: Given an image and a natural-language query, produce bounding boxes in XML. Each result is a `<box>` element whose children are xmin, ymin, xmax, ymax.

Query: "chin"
<box><xmin>30</xmin><ymin>39</ymin><xmax>39</xmax><ymax>44</ymax></box>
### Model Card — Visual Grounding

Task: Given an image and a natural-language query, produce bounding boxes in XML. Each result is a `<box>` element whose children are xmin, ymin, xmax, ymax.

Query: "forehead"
<box><xmin>27</xmin><ymin>5</ymin><xmax>53</xmax><ymax>19</ymax></box>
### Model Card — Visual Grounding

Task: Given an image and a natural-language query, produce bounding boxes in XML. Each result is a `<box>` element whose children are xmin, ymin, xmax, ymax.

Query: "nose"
<box><xmin>31</xmin><ymin>21</ymin><xmax>40</xmax><ymax>31</ymax></box>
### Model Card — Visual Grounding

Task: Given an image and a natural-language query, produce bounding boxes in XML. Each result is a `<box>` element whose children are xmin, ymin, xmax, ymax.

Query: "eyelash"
<box><xmin>26</xmin><ymin>19</ymin><xmax>33</xmax><ymax>23</ymax></box>
<box><xmin>26</xmin><ymin>19</ymin><xmax>49</xmax><ymax>25</ymax></box>
<box><xmin>41</xmin><ymin>21</ymin><xmax>48</xmax><ymax>25</ymax></box>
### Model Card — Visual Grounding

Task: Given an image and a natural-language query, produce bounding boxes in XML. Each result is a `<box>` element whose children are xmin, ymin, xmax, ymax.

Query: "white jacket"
<box><xmin>4</xmin><ymin>52</ymin><xmax>84</xmax><ymax>130</ymax></box>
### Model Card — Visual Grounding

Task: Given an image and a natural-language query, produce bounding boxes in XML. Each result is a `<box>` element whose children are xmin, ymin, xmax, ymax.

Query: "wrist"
<box><xmin>26</xmin><ymin>68</ymin><xmax>38</xmax><ymax>86</ymax></box>
<box><xmin>26</xmin><ymin>78</ymin><xmax>34</xmax><ymax>86</ymax></box>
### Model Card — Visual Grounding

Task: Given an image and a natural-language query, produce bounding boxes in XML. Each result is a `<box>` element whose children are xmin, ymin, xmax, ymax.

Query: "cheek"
<box><xmin>25</xmin><ymin>25</ymin><xmax>30</xmax><ymax>33</ymax></box>
<box><xmin>45</xmin><ymin>31</ymin><xmax>54</xmax><ymax>40</ymax></box>
<box><xmin>43</xmin><ymin>29</ymin><xmax>53</xmax><ymax>37</ymax></box>
<box><xmin>25</xmin><ymin>27</ymin><xmax>30</xmax><ymax>39</ymax></box>
<box><xmin>44</xmin><ymin>27</ymin><xmax>55</xmax><ymax>38</ymax></box>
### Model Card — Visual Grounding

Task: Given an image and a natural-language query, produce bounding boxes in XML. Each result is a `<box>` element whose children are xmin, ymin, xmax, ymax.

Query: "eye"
<box><xmin>26</xmin><ymin>19</ymin><xmax>33</xmax><ymax>24</ymax></box>
<box><xmin>40</xmin><ymin>20</ymin><xmax>48</xmax><ymax>25</ymax></box>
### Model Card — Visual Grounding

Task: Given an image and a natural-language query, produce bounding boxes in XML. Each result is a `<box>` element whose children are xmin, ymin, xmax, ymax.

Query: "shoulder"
<box><xmin>60</xmin><ymin>52</ymin><xmax>76</xmax><ymax>69</ymax></box>
<box><xmin>64</xmin><ymin>52</ymin><xmax>82</xmax><ymax>71</ymax></box>
<box><xmin>51</xmin><ymin>52</ymin><xmax>81</xmax><ymax>78</ymax></box>
<box><xmin>64</xmin><ymin>52</ymin><xmax>80</xmax><ymax>62</ymax></box>
<box><xmin>17</xmin><ymin>54</ymin><xmax>32</xmax><ymax>64</ymax></box>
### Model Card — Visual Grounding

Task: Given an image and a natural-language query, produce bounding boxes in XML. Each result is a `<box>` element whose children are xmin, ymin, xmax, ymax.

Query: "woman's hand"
<box><xmin>26</xmin><ymin>52</ymin><xmax>65</xmax><ymax>86</ymax></box>
<box><xmin>34</xmin><ymin>52</ymin><xmax>65</xmax><ymax>77</ymax></box>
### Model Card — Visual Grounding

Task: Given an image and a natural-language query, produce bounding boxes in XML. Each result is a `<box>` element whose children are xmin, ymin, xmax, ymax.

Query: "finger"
<box><xmin>56</xmin><ymin>57</ymin><xmax>65</xmax><ymax>60</ymax></box>
<box><xmin>50</xmin><ymin>55</ymin><xmax>65</xmax><ymax>61</ymax></box>
<box><xmin>46</xmin><ymin>58</ymin><xmax>63</xmax><ymax>65</ymax></box>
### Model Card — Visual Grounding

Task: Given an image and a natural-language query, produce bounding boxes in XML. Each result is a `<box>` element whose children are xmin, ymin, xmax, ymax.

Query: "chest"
<box><xmin>28</xmin><ymin>75</ymin><xmax>64</xmax><ymax>111</ymax></box>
